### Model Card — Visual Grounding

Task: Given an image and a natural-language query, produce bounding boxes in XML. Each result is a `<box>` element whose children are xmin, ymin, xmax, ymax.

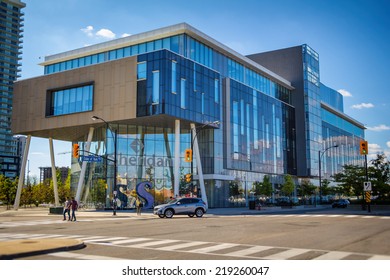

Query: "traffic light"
<box><xmin>184</xmin><ymin>148</ymin><xmax>192</xmax><ymax>162</ymax></box>
<box><xmin>185</xmin><ymin>173</ymin><xmax>192</xmax><ymax>183</ymax></box>
<box><xmin>73</xmin><ymin>143</ymin><xmax>80</xmax><ymax>158</ymax></box>
<box><xmin>359</xmin><ymin>140</ymin><xmax>368</xmax><ymax>155</ymax></box>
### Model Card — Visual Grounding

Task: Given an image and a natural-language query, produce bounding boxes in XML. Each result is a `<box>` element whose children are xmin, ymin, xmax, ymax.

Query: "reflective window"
<box><xmin>48</xmin><ymin>84</ymin><xmax>93</xmax><ymax>116</ymax></box>
<box><xmin>137</xmin><ymin>62</ymin><xmax>147</xmax><ymax>80</ymax></box>
<box><xmin>152</xmin><ymin>71</ymin><xmax>160</xmax><ymax>104</ymax></box>
<box><xmin>172</xmin><ymin>61</ymin><xmax>177</xmax><ymax>93</ymax></box>
<box><xmin>214</xmin><ymin>79</ymin><xmax>219</xmax><ymax>103</ymax></box>
<box><xmin>180</xmin><ymin>78</ymin><xmax>186</xmax><ymax>108</ymax></box>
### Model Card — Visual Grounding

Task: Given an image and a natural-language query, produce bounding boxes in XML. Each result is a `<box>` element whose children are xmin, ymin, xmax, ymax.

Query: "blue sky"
<box><xmin>20</xmin><ymin>0</ymin><xmax>390</xmax><ymax>178</ymax></box>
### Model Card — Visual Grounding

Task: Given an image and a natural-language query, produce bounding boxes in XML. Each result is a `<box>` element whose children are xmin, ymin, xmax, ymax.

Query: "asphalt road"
<box><xmin>1</xmin><ymin>211</ymin><xmax>390</xmax><ymax>260</ymax></box>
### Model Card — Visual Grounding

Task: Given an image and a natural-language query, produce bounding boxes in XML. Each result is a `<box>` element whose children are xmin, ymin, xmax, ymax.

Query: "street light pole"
<box><xmin>318</xmin><ymin>144</ymin><xmax>338</xmax><ymax>204</ymax></box>
<box><xmin>92</xmin><ymin>116</ymin><xmax>117</xmax><ymax>215</ymax></box>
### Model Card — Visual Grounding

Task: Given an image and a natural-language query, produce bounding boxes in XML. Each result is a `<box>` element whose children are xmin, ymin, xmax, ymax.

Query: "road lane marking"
<box><xmin>110</xmin><ymin>238</ymin><xmax>152</xmax><ymax>245</ymax></box>
<box><xmin>225</xmin><ymin>245</ymin><xmax>273</xmax><ymax>257</ymax></box>
<box><xmin>130</xmin><ymin>239</ymin><xmax>181</xmax><ymax>248</ymax></box>
<box><xmin>187</xmin><ymin>243</ymin><xmax>237</xmax><ymax>254</ymax></box>
<box><xmin>313</xmin><ymin>251</ymin><xmax>352</xmax><ymax>260</ymax></box>
<box><xmin>265</xmin><ymin>248</ymin><xmax>311</xmax><ymax>260</ymax></box>
<box><xmin>158</xmin><ymin>241</ymin><xmax>210</xmax><ymax>251</ymax></box>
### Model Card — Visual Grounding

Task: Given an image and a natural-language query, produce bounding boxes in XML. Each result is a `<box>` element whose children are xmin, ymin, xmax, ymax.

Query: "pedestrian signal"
<box><xmin>185</xmin><ymin>173</ymin><xmax>192</xmax><ymax>183</ymax></box>
<box><xmin>359</xmin><ymin>140</ymin><xmax>368</xmax><ymax>155</ymax></box>
<box><xmin>184</xmin><ymin>149</ymin><xmax>192</xmax><ymax>162</ymax></box>
<box><xmin>73</xmin><ymin>143</ymin><xmax>80</xmax><ymax>158</ymax></box>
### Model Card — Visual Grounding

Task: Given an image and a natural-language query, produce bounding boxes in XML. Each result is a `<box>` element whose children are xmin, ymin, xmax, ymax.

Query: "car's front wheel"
<box><xmin>158</xmin><ymin>214</ymin><xmax>165</xmax><ymax>218</ymax></box>
<box><xmin>164</xmin><ymin>209</ymin><xmax>174</xmax><ymax>218</ymax></box>
<box><xmin>195</xmin><ymin>208</ymin><xmax>204</xmax><ymax>218</ymax></box>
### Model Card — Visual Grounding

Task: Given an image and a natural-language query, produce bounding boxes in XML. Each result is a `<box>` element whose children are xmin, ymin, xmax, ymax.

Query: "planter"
<box><xmin>49</xmin><ymin>206</ymin><xmax>64</xmax><ymax>215</ymax></box>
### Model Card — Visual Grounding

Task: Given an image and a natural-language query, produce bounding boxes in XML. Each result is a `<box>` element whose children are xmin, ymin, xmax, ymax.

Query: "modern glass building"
<box><xmin>12</xmin><ymin>23</ymin><xmax>364</xmax><ymax>208</ymax></box>
<box><xmin>0</xmin><ymin>0</ymin><xmax>25</xmax><ymax>178</ymax></box>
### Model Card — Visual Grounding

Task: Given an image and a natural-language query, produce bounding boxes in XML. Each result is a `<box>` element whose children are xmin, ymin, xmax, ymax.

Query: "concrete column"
<box><xmin>75</xmin><ymin>127</ymin><xmax>94</xmax><ymax>202</ymax></box>
<box><xmin>191</xmin><ymin>123</ymin><xmax>208</xmax><ymax>207</ymax></box>
<box><xmin>174</xmin><ymin>120</ymin><xmax>180</xmax><ymax>197</ymax></box>
<box><xmin>49</xmin><ymin>138</ymin><xmax>59</xmax><ymax>206</ymax></box>
<box><xmin>14</xmin><ymin>135</ymin><xmax>31</xmax><ymax>210</ymax></box>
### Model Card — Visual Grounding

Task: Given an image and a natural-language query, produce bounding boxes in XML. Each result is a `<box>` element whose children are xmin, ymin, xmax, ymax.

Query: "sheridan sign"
<box><xmin>107</xmin><ymin>153</ymin><xmax>174</xmax><ymax>167</ymax></box>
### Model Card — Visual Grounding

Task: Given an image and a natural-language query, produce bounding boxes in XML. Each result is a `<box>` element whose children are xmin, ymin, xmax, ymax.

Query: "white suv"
<box><xmin>153</xmin><ymin>198</ymin><xmax>207</xmax><ymax>218</ymax></box>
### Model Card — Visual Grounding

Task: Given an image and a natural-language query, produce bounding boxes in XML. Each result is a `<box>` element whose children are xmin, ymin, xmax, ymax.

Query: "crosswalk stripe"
<box><xmin>225</xmin><ymin>245</ymin><xmax>273</xmax><ymax>257</ymax></box>
<box><xmin>188</xmin><ymin>243</ymin><xmax>237</xmax><ymax>254</ymax></box>
<box><xmin>265</xmin><ymin>248</ymin><xmax>311</xmax><ymax>260</ymax></box>
<box><xmin>85</xmin><ymin>237</ymin><xmax>127</xmax><ymax>243</ymax></box>
<box><xmin>313</xmin><ymin>251</ymin><xmax>351</xmax><ymax>260</ymax></box>
<box><xmin>110</xmin><ymin>237</ymin><xmax>152</xmax><ymax>245</ymax></box>
<box><xmin>368</xmin><ymin>254</ymin><xmax>390</xmax><ymax>260</ymax></box>
<box><xmin>78</xmin><ymin>236</ymin><xmax>105</xmax><ymax>241</ymax></box>
<box><xmin>130</xmin><ymin>239</ymin><xmax>180</xmax><ymax>248</ymax></box>
<box><xmin>158</xmin><ymin>241</ymin><xmax>210</xmax><ymax>251</ymax></box>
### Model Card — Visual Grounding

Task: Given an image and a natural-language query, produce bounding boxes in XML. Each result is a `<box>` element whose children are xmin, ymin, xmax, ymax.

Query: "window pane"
<box><xmin>152</xmin><ymin>71</ymin><xmax>160</xmax><ymax>104</ymax></box>
<box><xmin>137</xmin><ymin>62</ymin><xmax>147</xmax><ymax>80</ymax></box>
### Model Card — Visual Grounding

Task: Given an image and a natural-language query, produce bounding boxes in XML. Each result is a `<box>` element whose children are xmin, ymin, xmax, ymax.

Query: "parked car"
<box><xmin>153</xmin><ymin>197</ymin><xmax>207</xmax><ymax>218</ymax></box>
<box><xmin>332</xmin><ymin>199</ymin><xmax>350</xmax><ymax>208</ymax></box>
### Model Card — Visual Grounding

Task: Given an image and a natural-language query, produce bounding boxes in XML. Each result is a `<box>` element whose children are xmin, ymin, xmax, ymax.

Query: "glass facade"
<box><xmin>136</xmin><ymin>50</ymin><xmax>220</xmax><ymax>124</ymax></box>
<box><xmin>229</xmin><ymin>80</ymin><xmax>296</xmax><ymax>175</ymax></box>
<box><xmin>320</xmin><ymin>83</ymin><xmax>344</xmax><ymax>112</ymax></box>
<box><xmin>302</xmin><ymin>44</ymin><xmax>322</xmax><ymax>177</ymax></box>
<box><xmin>0</xmin><ymin>0</ymin><xmax>25</xmax><ymax>166</ymax></box>
<box><xmin>44</xmin><ymin>34</ymin><xmax>292</xmax><ymax>106</ymax></box>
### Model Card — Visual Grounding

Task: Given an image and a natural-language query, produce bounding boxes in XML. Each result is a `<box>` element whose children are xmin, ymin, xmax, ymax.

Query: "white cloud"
<box><xmin>81</xmin><ymin>26</ymin><xmax>116</xmax><ymax>40</ymax></box>
<box><xmin>351</xmin><ymin>103</ymin><xmax>374</xmax><ymax>109</ymax></box>
<box><xmin>368</xmin><ymin>143</ymin><xmax>382</xmax><ymax>154</ymax></box>
<box><xmin>121</xmin><ymin>33</ymin><xmax>131</xmax><ymax>38</ymax></box>
<box><xmin>96</xmin><ymin>28</ymin><xmax>116</xmax><ymax>39</ymax></box>
<box><xmin>387</xmin><ymin>141</ymin><xmax>390</xmax><ymax>148</ymax></box>
<box><xmin>337</xmin><ymin>89</ymin><xmax>352</xmax><ymax>97</ymax></box>
<box><xmin>366</xmin><ymin>124</ymin><xmax>390</xmax><ymax>132</ymax></box>
<box><xmin>81</xmin><ymin>25</ymin><xmax>94</xmax><ymax>37</ymax></box>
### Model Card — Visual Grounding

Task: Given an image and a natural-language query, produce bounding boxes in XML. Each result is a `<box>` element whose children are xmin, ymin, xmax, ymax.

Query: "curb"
<box><xmin>0</xmin><ymin>239</ymin><xmax>85</xmax><ymax>260</ymax></box>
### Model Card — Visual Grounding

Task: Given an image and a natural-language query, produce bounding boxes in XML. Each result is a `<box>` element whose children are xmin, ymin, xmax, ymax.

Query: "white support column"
<box><xmin>75</xmin><ymin>127</ymin><xmax>94</xmax><ymax>202</ymax></box>
<box><xmin>174</xmin><ymin>120</ymin><xmax>180</xmax><ymax>197</ymax></box>
<box><xmin>14</xmin><ymin>135</ymin><xmax>31</xmax><ymax>210</ymax></box>
<box><xmin>49</xmin><ymin>138</ymin><xmax>59</xmax><ymax>206</ymax></box>
<box><xmin>191</xmin><ymin>123</ymin><xmax>208</xmax><ymax>207</ymax></box>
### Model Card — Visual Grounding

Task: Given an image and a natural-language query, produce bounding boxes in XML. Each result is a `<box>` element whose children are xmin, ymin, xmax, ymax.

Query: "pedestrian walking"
<box><xmin>70</xmin><ymin>197</ymin><xmax>78</xmax><ymax>221</ymax></box>
<box><xmin>136</xmin><ymin>197</ymin><xmax>143</xmax><ymax>216</ymax></box>
<box><xmin>63</xmin><ymin>197</ymin><xmax>70</xmax><ymax>221</ymax></box>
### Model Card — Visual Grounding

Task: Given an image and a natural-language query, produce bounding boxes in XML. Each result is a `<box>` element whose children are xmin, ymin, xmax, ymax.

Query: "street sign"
<box><xmin>81</xmin><ymin>155</ymin><xmax>102</xmax><ymax>162</ymax></box>
<box><xmin>363</xmin><ymin>182</ymin><xmax>372</xmax><ymax>191</ymax></box>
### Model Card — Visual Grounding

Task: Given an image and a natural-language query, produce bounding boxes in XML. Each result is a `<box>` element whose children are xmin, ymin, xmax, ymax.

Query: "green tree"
<box><xmin>332</xmin><ymin>164</ymin><xmax>365</xmax><ymax>198</ymax></box>
<box><xmin>299</xmin><ymin>178</ymin><xmax>316</xmax><ymax>197</ymax></box>
<box><xmin>321</xmin><ymin>179</ymin><xmax>332</xmax><ymax>196</ymax></box>
<box><xmin>253</xmin><ymin>175</ymin><xmax>273</xmax><ymax>197</ymax></box>
<box><xmin>368</xmin><ymin>153</ymin><xmax>390</xmax><ymax>198</ymax></box>
<box><xmin>229</xmin><ymin>180</ymin><xmax>243</xmax><ymax>196</ymax></box>
<box><xmin>281</xmin><ymin>174</ymin><xmax>295</xmax><ymax>199</ymax></box>
<box><xmin>0</xmin><ymin>175</ymin><xmax>17</xmax><ymax>209</ymax></box>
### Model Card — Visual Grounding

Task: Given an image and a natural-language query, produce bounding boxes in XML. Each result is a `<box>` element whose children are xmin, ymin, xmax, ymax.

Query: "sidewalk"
<box><xmin>1</xmin><ymin>204</ymin><xmax>389</xmax><ymax>259</ymax></box>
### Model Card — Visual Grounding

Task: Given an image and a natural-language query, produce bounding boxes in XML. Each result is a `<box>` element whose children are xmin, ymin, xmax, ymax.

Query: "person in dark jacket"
<box><xmin>70</xmin><ymin>197</ymin><xmax>78</xmax><ymax>221</ymax></box>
